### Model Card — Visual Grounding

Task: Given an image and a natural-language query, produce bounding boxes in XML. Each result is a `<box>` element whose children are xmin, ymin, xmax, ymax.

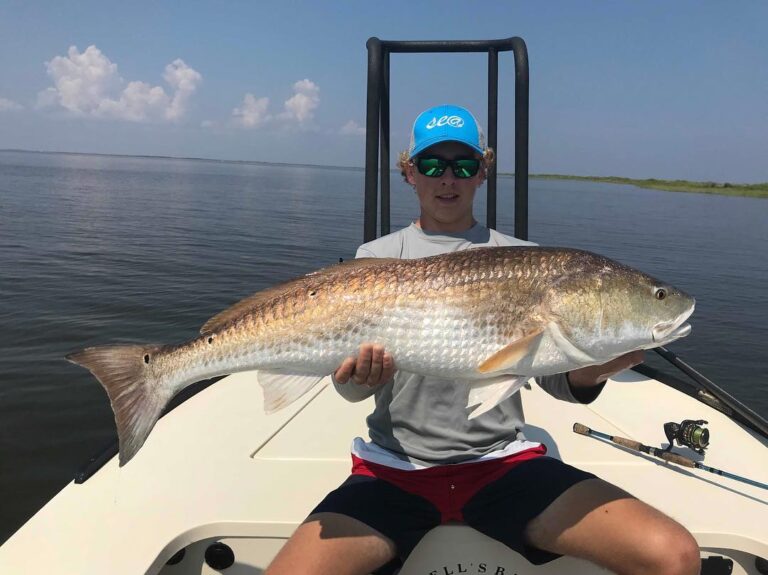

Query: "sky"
<box><xmin>0</xmin><ymin>1</ymin><xmax>766</xmax><ymax>182</ymax></box>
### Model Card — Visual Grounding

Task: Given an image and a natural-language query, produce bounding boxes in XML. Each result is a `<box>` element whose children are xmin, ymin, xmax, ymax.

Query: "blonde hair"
<box><xmin>397</xmin><ymin>147</ymin><xmax>496</xmax><ymax>182</ymax></box>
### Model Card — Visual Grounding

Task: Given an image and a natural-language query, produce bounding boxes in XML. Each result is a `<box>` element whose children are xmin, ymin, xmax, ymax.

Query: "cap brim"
<box><xmin>410</xmin><ymin>137</ymin><xmax>484</xmax><ymax>158</ymax></box>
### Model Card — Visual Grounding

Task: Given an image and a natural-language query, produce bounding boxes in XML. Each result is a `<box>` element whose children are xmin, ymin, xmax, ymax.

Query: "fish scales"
<box><xmin>153</xmin><ymin>249</ymin><xmax>602</xmax><ymax>380</ymax></box>
<box><xmin>67</xmin><ymin>246</ymin><xmax>695</xmax><ymax>465</ymax></box>
<box><xmin>152</xmin><ymin>251</ymin><xmax>555</xmax><ymax>382</ymax></box>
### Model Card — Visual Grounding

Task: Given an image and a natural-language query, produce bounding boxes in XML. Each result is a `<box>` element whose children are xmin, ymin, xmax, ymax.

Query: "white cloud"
<box><xmin>232</xmin><ymin>79</ymin><xmax>320</xmax><ymax>130</ymax></box>
<box><xmin>0</xmin><ymin>97</ymin><xmax>23</xmax><ymax>111</ymax></box>
<box><xmin>232</xmin><ymin>93</ymin><xmax>271</xmax><ymax>128</ymax></box>
<box><xmin>38</xmin><ymin>45</ymin><xmax>201</xmax><ymax>122</ymax></box>
<box><xmin>164</xmin><ymin>59</ymin><xmax>202</xmax><ymax>121</ymax></box>
<box><xmin>279</xmin><ymin>79</ymin><xmax>319</xmax><ymax>124</ymax></box>
<box><xmin>340</xmin><ymin>120</ymin><xmax>365</xmax><ymax>136</ymax></box>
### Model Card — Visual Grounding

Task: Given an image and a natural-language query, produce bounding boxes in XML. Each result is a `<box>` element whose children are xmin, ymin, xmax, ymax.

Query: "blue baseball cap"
<box><xmin>408</xmin><ymin>104</ymin><xmax>485</xmax><ymax>159</ymax></box>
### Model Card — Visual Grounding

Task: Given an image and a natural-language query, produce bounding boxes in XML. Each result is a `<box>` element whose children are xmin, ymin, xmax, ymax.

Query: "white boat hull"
<box><xmin>1</xmin><ymin>369</ymin><xmax>766</xmax><ymax>574</ymax></box>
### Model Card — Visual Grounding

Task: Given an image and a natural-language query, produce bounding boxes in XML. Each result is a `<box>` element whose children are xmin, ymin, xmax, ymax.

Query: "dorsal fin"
<box><xmin>199</xmin><ymin>257</ymin><xmax>397</xmax><ymax>335</ymax></box>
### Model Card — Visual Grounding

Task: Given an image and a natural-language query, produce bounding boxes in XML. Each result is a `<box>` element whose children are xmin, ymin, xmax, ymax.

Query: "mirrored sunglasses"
<box><xmin>415</xmin><ymin>157</ymin><xmax>481</xmax><ymax>179</ymax></box>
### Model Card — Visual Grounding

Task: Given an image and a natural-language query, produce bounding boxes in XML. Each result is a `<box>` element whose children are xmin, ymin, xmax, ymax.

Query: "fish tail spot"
<box><xmin>66</xmin><ymin>344</ymin><xmax>171</xmax><ymax>466</ymax></box>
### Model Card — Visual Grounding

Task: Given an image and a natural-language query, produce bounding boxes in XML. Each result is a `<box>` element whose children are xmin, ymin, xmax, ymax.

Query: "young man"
<box><xmin>266</xmin><ymin>105</ymin><xmax>700</xmax><ymax>575</ymax></box>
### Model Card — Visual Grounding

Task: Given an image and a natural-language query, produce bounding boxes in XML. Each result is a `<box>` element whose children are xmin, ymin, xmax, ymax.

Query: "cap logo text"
<box><xmin>426</xmin><ymin>115</ymin><xmax>465</xmax><ymax>130</ymax></box>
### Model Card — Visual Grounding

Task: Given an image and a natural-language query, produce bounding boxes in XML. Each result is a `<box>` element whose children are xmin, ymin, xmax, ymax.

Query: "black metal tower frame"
<box><xmin>364</xmin><ymin>36</ymin><xmax>530</xmax><ymax>243</ymax></box>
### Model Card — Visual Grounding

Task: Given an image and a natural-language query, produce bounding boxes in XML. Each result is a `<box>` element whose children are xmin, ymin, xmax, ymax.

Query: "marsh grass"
<box><xmin>525</xmin><ymin>174</ymin><xmax>768</xmax><ymax>198</ymax></box>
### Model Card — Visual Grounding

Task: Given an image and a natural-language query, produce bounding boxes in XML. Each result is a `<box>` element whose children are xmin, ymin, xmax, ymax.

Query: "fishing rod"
<box><xmin>653</xmin><ymin>346</ymin><xmax>768</xmax><ymax>439</ymax></box>
<box><xmin>573</xmin><ymin>423</ymin><xmax>768</xmax><ymax>491</ymax></box>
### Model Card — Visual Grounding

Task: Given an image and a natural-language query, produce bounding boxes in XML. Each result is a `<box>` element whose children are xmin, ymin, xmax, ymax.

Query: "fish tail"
<box><xmin>66</xmin><ymin>344</ymin><xmax>170</xmax><ymax>466</ymax></box>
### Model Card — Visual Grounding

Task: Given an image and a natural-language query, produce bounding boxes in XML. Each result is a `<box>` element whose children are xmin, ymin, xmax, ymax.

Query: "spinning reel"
<box><xmin>664</xmin><ymin>419</ymin><xmax>709</xmax><ymax>455</ymax></box>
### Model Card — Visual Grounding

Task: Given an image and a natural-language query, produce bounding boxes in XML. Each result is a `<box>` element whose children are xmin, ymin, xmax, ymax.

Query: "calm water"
<box><xmin>1</xmin><ymin>151</ymin><xmax>766</xmax><ymax>543</ymax></box>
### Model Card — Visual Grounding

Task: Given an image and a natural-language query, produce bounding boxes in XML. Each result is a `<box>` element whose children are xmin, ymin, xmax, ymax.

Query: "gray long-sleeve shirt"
<box><xmin>334</xmin><ymin>223</ymin><xmax>602</xmax><ymax>466</ymax></box>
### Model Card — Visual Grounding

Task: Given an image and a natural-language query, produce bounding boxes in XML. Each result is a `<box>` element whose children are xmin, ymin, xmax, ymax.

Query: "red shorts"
<box><xmin>311</xmin><ymin>447</ymin><xmax>596</xmax><ymax>569</ymax></box>
<box><xmin>351</xmin><ymin>445</ymin><xmax>547</xmax><ymax>523</ymax></box>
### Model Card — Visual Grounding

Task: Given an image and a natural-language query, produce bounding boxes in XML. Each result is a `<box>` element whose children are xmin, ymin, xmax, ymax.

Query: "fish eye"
<box><xmin>654</xmin><ymin>288</ymin><xmax>667</xmax><ymax>300</ymax></box>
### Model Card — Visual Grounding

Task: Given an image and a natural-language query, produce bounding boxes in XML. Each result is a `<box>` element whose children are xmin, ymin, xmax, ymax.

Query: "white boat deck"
<box><xmin>1</xmin><ymin>369</ymin><xmax>766</xmax><ymax>574</ymax></box>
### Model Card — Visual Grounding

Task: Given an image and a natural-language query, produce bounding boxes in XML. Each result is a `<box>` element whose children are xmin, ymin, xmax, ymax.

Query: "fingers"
<box><xmin>334</xmin><ymin>357</ymin><xmax>357</xmax><ymax>384</ymax></box>
<box><xmin>569</xmin><ymin>351</ymin><xmax>646</xmax><ymax>388</ymax></box>
<box><xmin>334</xmin><ymin>343</ymin><xmax>395</xmax><ymax>388</ymax></box>
<box><xmin>353</xmin><ymin>344</ymin><xmax>375</xmax><ymax>384</ymax></box>
<box><xmin>364</xmin><ymin>345</ymin><xmax>384</xmax><ymax>385</ymax></box>
<box><xmin>381</xmin><ymin>351</ymin><xmax>395</xmax><ymax>384</ymax></box>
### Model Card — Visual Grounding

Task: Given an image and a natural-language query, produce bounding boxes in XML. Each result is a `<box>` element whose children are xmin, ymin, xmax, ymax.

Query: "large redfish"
<box><xmin>67</xmin><ymin>247</ymin><xmax>694</xmax><ymax>465</ymax></box>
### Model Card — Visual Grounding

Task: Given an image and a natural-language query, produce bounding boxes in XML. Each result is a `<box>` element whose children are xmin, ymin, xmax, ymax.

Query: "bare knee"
<box><xmin>524</xmin><ymin>478</ymin><xmax>701</xmax><ymax>575</ymax></box>
<box><xmin>640</xmin><ymin>526</ymin><xmax>700</xmax><ymax>575</ymax></box>
<box><xmin>667</xmin><ymin>530</ymin><xmax>700</xmax><ymax>575</ymax></box>
<box><xmin>266</xmin><ymin>513</ymin><xmax>396</xmax><ymax>575</ymax></box>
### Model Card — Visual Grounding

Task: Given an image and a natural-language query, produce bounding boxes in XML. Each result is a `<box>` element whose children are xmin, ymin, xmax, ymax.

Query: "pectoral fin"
<box><xmin>478</xmin><ymin>329</ymin><xmax>544</xmax><ymax>374</ymax></box>
<box><xmin>257</xmin><ymin>370</ymin><xmax>328</xmax><ymax>413</ymax></box>
<box><xmin>466</xmin><ymin>375</ymin><xmax>530</xmax><ymax>419</ymax></box>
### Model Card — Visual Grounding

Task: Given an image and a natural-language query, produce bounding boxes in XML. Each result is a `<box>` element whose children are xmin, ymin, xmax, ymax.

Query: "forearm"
<box><xmin>566</xmin><ymin>351</ymin><xmax>644</xmax><ymax>398</ymax></box>
<box><xmin>535</xmin><ymin>372</ymin><xmax>605</xmax><ymax>404</ymax></box>
<box><xmin>566</xmin><ymin>373</ymin><xmax>606</xmax><ymax>403</ymax></box>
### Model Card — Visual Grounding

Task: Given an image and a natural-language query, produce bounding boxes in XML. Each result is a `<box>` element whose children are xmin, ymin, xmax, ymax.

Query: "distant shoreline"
<box><xmin>0</xmin><ymin>148</ymin><xmax>361</xmax><ymax>173</ymax></box>
<box><xmin>2</xmin><ymin>148</ymin><xmax>765</xmax><ymax>198</ymax></box>
<box><xmin>524</xmin><ymin>174</ymin><xmax>768</xmax><ymax>199</ymax></box>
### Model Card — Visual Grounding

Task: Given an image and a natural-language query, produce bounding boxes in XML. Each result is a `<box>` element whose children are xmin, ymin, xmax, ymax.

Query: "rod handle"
<box><xmin>611</xmin><ymin>435</ymin><xmax>644</xmax><ymax>451</ymax></box>
<box><xmin>611</xmin><ymin>435</ymin><xmax>696</xmax><ymax>468</ymax></box>
<box><xmin>573</xmin><ymin>423</ymin><xmax>591</xmax><ymax>435</ymax></box>
<box><xmin>571</xmin><ymin>423</ymin><xmax>643</xmax><ymax>450</ymax></box>
<box><xmin>657</xmin><ymin>451</ymin><xmax>696</xmax><ymax>468</ymax></box>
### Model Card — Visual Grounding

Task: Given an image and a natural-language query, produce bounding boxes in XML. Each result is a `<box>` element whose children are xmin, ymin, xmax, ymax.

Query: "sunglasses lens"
<box><xmin>416</xmin><ymin>157</ymin><xmax>480</xmax><ymax>178</ymax></box>
<box><xmin>453</xmin><ymin>159</ymin><xmax>480</xmax><ymax>178</ymax></box>
<box><xmin>417</xmin><ymin>158</ymin><xmax>447</xmax><ymax>177</ymax></box>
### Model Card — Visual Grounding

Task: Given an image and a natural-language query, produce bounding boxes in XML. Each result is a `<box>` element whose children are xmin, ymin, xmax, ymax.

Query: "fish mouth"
<box><xmin>653</xmin><ymin>322</ymin><xmax>691</xmax><ymax>343</ymax></box>
<box><xmin>652</xmin><ymin>301</ymin><xmax>695</xmax><ymax>344</ymax></box>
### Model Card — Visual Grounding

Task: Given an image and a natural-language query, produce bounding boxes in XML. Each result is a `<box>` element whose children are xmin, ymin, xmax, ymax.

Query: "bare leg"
<box><xmin>524</xmin><ymin>478</ymin><xmax>700</xmax><ymax>575</ymax></box>
<box><xmin>265</xmin><ymin>512</ymin><xmax>397</xmax><ymax>575</ymax></box>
